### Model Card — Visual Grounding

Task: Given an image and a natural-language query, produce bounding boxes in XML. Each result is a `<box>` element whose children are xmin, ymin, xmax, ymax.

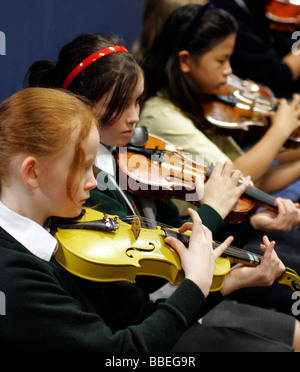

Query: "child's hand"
<box><xmin>271</xmin><ymin>94</ymin><xmax>300</xmax><ymax>136</ymax></box>
<box><xmin>220</xmin><ymin>236</ymin><xmax>285</xmax><ymax>296</ymax></box>
<box><xmin>251</xmin><ymin>197</ymin><xmax>300</xmax><ymax>232</ymax></box>
<box><xmin>201</xmin><ymin>162</ymin><xmax>251</xmax><ymax>219</ymax></box>
<box><xmin>165</xmin><ymin>208</ymin><xmax>233</xmax><ymax>297</ymax></box>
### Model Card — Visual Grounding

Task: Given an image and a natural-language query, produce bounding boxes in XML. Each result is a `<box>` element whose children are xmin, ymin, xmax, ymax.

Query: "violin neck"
<box><xmin>205</xmin><ymin>166</ymin><xmax>277</xmax><ymax>211</ymax></box>
<box><xmin>242</xmin><ymin>184</ymin><xmax>277</xmax><ymax>211</ymax></box>
<box><xmin>213</xmin><ymin>242</ymin><xmax>262</xmax><ymax>267</ymax></box>
<box><xmin>163</xmin><ymin>228</ymin><xmax>262</xmax><ymax>266</ymax></box>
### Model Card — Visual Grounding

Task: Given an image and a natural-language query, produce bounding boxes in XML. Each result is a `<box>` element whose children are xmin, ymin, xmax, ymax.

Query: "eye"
<box><xmin>136</xmin><ymin>96</ymin><xmax>143</xmax><ymax>105</ymax></box>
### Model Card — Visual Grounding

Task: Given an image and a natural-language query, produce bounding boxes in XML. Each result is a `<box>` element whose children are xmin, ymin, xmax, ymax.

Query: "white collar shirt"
<box><xmin>0</xmin><ymin>201</ymin><xmax>57</xmax><ymax>262</ymax></box>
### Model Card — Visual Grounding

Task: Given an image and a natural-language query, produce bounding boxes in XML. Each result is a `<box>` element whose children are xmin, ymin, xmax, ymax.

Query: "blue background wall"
<box><xmin>0</xmin><ymin>0</ymin><xmax>145</xmax><ymax>103</ymax></box>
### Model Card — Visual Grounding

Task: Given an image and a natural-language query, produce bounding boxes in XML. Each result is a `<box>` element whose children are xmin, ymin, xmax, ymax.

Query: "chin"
<box><xmin>117</xmin><ymin>138</ymin><xmax>130</xmax><ymax>147</ymax></box>
<box><xmin>62</xmin><ymin>207</ymin><xmax>83</xmax><ymax>219</ymax></box>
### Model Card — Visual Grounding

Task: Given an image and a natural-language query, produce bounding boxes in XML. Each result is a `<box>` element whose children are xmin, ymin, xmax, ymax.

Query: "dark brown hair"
<box><xmin>26</xmin><ymin>34</ymin><xmax>142</xmax><ymax>127</ymax></box>
<box><xmin>142</xmin><ymin>4</ymin><xmax>238</xmax><ymax>130</ymax></box>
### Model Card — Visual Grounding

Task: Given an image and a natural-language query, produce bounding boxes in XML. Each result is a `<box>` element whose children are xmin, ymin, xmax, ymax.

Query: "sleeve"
<box><xmin>156</xmin><ymin>199</ymin><xmax>225</xmax><ymax>235</ymax></box>
<box><xmin>0</xmin><ymin>248</ymin><xmax>206</xmax><ymax>352</ymax></box>
<box><xmin>216</xmin><ymin>218</ymin><xmax>257</xmax><ymax>248</ymax></box>
<box><xmin>85</xmin><ymin>185</ymin><xmax>133</xmax><ymax>219</ymax></box>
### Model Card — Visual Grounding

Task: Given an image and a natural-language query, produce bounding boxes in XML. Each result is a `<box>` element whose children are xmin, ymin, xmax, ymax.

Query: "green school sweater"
<box><xmin>0</xmin><ymin>227</ymin><xmax>205</xmax><ymax>352</ymax></box>
<box><xmin>86</xmin><ymin>174</ymin><xmax>257</xmax><ymax>248</ymax></box>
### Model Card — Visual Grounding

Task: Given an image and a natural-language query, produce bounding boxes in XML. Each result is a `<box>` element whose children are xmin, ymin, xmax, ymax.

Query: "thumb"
<box><xmin>165</xmin><ymin>236</ymin><xmax>186</xmax><ymax>257</ymax></box>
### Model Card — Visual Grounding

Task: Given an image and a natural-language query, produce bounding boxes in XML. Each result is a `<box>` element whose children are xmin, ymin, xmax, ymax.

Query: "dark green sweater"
<box><xmin>86</xmin><ymin>176</ymin><xmax>257</xmax><ymax>248</ymax></box>
<box><xmin>0</xmin><ymin>227</ymin><xmax>207</xmax><ymax>352</ymax></box>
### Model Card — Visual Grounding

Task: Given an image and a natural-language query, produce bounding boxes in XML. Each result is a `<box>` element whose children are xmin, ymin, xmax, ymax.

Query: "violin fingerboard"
<box><xmin>163</xmin><ymin>229</ymin><xmax>189</xmax><ymax>247</ymax></box>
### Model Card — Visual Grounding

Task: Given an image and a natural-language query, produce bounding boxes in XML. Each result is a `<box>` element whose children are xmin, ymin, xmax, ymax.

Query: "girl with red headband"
<box><xmin>25</xmin><ymin>32</ymin><xmax>300</xmax><ymax>351</ymax></box>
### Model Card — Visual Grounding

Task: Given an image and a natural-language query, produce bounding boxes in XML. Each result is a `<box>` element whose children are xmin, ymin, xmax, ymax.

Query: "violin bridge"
<box><xmin>131</xmin><ymin>216</ymin><xmax>141</xmax><ymax>240</ymax></box>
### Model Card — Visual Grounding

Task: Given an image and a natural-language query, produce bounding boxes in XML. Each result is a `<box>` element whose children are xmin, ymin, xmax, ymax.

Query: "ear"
<box><xmin>21</xmin><ymin>156</ymin><xmax>40</xmax><ymax>189</ymax></box>
<box><xmin>178</xmin><ymin>50</ymin><xmax>192</xmax><ymax>73</ymax></box>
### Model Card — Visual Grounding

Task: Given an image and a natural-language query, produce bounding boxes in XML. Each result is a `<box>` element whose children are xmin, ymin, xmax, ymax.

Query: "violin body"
<box><xmin>51</xmin><ymin>207</ymin><xmax>230</xmax><ymax>291</ymax></box>
<box><xmin>115</xmin><ymin>130</ymin><xmax>278</xmax><ymax>224</ymax></box>
<box><xmin>219</xmin><ymin>74</ymin><xmax>275</xmax><ymax>101</ymax></box>
<box><xmin>265</xmin><ymin>0</ymin><xmax>300</xmax><ymax>31</ymax></box>
<box><xmin>203</xmin><ymin>74</ymin><xmax>300</xmax><ymax>148</ymax></box>
<box><xmin>50</xmin><ymin>208</ymin><xmax>300</xmax><ymax>295</ymax></box>
<box><xmin>116</xmin><ymin>133</ymin><xmax>201</xmax><ymax>204</ymax></box>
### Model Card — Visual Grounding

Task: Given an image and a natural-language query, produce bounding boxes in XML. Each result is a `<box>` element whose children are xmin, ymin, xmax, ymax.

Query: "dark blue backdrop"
<box><xmin>0</xmin><ymin>0</ymin><xmax>145</xmax><ymax>103</ymax></box>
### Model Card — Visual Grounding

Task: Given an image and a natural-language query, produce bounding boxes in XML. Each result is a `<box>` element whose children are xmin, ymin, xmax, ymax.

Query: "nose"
<box><xmin>126</xmin><ymin>103</ymin><xmax>140</xmax><ymax>126</ymax></box>
<box><xmin>86</xmin><ymin>168</ymin><xmax>98</xmax><ymax>191</ymax></box>
<box><xmin>224</xmin><ymin>61</ymin><xmax>233</xmax><ymax>77</ymax></box>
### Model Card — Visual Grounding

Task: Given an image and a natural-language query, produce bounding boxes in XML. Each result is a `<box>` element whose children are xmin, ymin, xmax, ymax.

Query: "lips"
<box><xmin>122</xmin><ymin>130</ymin><xmax>134</xmax><ymax>136</ymax></box>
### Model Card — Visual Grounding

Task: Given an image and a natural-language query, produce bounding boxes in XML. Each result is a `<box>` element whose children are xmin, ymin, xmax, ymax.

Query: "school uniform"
<box><xmin>0</xmin><ymin>200</ymin><xmax>207</xmax><ymax>351</ymax></box>
<box><xmin>0</xmin><ymin>190</ymin><xmax>295</xmax><ymax>351</ymax></box>
<box><xmin>138</xmin><ymin>90</ymin><xmax>300</xmax><ymax>315</ymax></box>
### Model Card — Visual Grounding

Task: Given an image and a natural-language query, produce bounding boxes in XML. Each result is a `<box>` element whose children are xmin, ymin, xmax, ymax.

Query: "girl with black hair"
<box><xmin>139</xmin><ymin>3</ymin><xmax>300</xmax><ymax>197</ymax></box>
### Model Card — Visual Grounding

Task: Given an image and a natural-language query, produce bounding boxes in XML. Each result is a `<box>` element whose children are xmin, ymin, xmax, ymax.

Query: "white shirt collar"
<box><xmin>0</xmin><ymin>201</ymin><xmax>57</xmax><ymax>262</ymax></box>
<box><xmin>94</xmin><ymin>143</ymin><xmax>116</xmax><ymax>177</ymax></box>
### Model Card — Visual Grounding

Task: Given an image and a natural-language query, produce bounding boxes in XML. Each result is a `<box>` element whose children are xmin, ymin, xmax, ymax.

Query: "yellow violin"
<box><xmin>49</xmin><ymin>208</ymin><xmax>300</xmax><ymax>294</ymax></box>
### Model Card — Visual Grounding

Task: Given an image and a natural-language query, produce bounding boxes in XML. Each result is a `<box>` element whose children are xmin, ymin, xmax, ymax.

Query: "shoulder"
<box><xmin>140</xmin><ymin>95</ymin><xmax>194</xmax><ymax>132</ymax></box>
<box><xmin>0</xmin><ymin>227</ymin><xmax>56</xmax><ymax>275</ymax></box>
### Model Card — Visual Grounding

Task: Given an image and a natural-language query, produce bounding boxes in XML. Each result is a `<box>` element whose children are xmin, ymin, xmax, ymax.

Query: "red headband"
<box><xmin>62</xmin><ymin>45</ymin><xmax>130</xmax><ymax>89</ymax></box>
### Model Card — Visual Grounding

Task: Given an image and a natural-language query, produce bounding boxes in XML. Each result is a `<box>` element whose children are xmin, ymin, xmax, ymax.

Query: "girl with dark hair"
<box><xmin>23</xmin><ymin>33</ymin><xmax>300</xmax><ymax>351</ymax></box>
<box><xmin>139</xmin><ymin>3</ymin><xmax>300</xmax><ymax>197</ymax></box>
<box><xmin>27</xmin><ymin>34</ymin><xmax>142</xmax><ymax>128</ymax></box>
<box><xmin>26</xmin><ymin>32</ymin><xmax>257</xmax><ymax>235</ymax></box>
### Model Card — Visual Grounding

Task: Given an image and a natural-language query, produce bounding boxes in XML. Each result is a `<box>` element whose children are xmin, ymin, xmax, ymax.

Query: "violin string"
<box><xmin>120</xmin><ymin>215</ymin><xmax>176</xmax><ymax>230</ymax></box>
<box><xmin>120</xmin><ymin>214</ymin><xmax>264</xmax><ymax>265</ymax></box>
<box><xmin>243</xmin><ymin>186</ymin><xmax>276</xmax><ymax>207</ymax></box>
<box><xmin>121</xmin><ymin>215</ymin><xmax>258</xmax><ymax>255</ymax></box>
<box><xmin>213</xmin><ymin>242</ymin><xmax>263</xmax><ymax>263</ymax></box>
<box><xmin>156</xmin><ymin>158</ymin><xmax>276</xmax><ymax>207</ymax></box>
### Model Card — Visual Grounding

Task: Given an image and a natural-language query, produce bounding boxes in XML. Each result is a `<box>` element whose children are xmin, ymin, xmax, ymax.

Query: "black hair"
<box><xmin>142</xmin><ymin>4</ymin><xmax>238</xmax><ymax>130</ymax></box>
<box><xmin>25</xmin><ymin>33</ymin><xmax>142</xmax><ymax>127</ymax></box>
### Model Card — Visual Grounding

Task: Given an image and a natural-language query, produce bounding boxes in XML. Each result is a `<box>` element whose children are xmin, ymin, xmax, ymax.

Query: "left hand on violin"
<box><xmin>165</xmin><ymin>208</ymin><xmax>233</xmax><ymax>296</ymax></box>
<box><xmin>250</xmin><ymin>197</ymin><xmax>300</xmax><ymax>232</ymax></box>
<box><xmin>220</xmin><ymin>235</ymin><xmax>285</xmax><ymax>296</ymax></box>
<box><xmin>201</xmin><ymin>162</ymin><xmax>252</xmax><ymax>219</ymax></box>
<box><xmin>269</xmin><ymin>94</ymin><xmax>300</xmax><ymax>139</ymax></box>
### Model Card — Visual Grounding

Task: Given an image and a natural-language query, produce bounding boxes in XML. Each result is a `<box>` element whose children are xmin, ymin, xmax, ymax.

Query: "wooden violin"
<box><xmin>265</xmin><ymin>0</ymin><xmax>300</xmax><ymax>31</ymax></box>
<box><xmin>114</xmin><ymin>129</ymin><xmax>278</xmax><ymax>224</ymax></box>
<box><xmin>203</xmin><ymin>74</ymin><xmax>300</xmax><ymax>148</ymax></box>
<box><xmin>219</xmin><ymin>74</ymin><xmax>275</xmax><ymax>101</ymax></box>
<box><xmin>49</xmin><ymin>207</ymin><xmax>300</xmax><ymax>294</ymax></box>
